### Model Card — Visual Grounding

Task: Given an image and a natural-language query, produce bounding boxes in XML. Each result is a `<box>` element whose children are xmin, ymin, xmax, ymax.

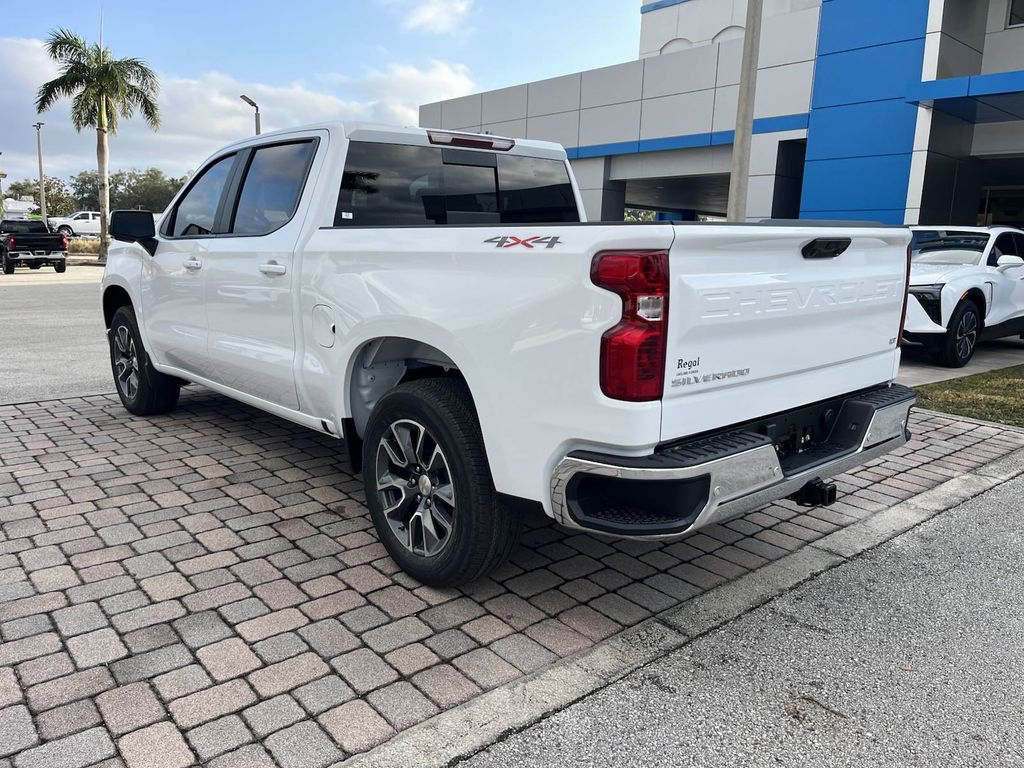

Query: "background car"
<box><xmin>904</xmin><ymin>226</ymin><xmax>1024</xmax><ymax>367</ymax></box>
<box><xmin>47</xmin><ymin>210</ymin><xmax>102</xmax><ymax>237</ymax></box>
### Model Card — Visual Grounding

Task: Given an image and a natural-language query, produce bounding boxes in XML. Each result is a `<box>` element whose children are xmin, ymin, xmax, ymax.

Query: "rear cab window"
<box><xmin>334</xmin><ymin>141</ymin><xmax>578</xmax><ymax>227</ymax></box>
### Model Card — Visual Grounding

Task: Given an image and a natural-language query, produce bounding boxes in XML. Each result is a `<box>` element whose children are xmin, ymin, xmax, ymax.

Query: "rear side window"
<box><xmin>335</xmin><ymin>141</ymin><xmax>578</xmax><ymax>226</ymax></box>
<box><xmin>2</xmin><ymin>220</ymin><xmax>48</xmax><ymax>234</ymax></box>
<box><xmin>231</xmin><ymin>141</ymin><xmax>316</xmax><ymax>236</ymax></box>
<box><xmin>169</xmin><ymin>154</ymin><xmax>235</xmax><ymax>237</ymax></box>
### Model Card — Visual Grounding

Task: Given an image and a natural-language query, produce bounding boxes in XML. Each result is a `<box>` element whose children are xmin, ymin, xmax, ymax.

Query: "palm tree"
<box><xmin>36</xmin><ymin>29</ymin><xmax>160</xmax><ymax>261</ymax></box>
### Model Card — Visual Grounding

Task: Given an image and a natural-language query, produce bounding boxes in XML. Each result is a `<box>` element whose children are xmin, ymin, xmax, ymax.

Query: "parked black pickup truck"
<box><xmin>1</xmin><ymin>219</ymin><xmax>68</xmax><ymax>274</ymax></box>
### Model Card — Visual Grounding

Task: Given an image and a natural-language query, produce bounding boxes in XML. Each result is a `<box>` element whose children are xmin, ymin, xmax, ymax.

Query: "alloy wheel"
<box><xmin>955</xmin><ymin>310</ymin><xmax>978</xmax><ymax>362</ymax></box>
<box><xmin>375</xmin><ymin>418</ymin><xmax>456</xmax><ymax>557</ymax></box>
<box><xmin>114</xmin><ymin>325</ymin><xmax>140</xmax><ymax>401</ymax></box>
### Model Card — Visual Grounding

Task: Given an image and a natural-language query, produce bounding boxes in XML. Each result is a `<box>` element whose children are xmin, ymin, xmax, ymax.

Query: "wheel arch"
<box><xmin>345</xmin><ymin>336</ymin><xmax>472</xmax><ymax>441</ymax></box>
<box><xmin>102</xmin><ymin>284</ymin><xmax>134</xmax><ymax>328</ymax></box>
<box><xmin>958</xmin><ymin>287</ymin><xmax>987</xmax><ymax>327</ymax></box>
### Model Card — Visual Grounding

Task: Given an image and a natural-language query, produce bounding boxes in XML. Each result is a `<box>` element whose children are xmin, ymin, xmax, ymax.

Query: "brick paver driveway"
<box><xmin>1</xmin><ymin>390</ymin><xmax>1021</xmax><ymax>767</ymax></box>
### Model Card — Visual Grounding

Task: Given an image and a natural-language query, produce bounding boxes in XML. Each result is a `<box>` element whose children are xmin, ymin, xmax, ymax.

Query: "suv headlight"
<box><xmin>908</xmin><ymin>284</ymin><xmax>944</xmax><ymax>325</ymax></box>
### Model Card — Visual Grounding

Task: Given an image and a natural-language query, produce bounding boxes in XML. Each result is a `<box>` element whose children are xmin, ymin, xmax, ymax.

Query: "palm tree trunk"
<box><xmin>97</xmin><ymin>99</ymin><xmax>111</xmax><ymax>263</ymax></box>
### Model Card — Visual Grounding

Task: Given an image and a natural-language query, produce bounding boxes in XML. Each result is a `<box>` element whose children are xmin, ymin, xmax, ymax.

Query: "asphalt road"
<box><xmin>466</xmin><ymin>475</ymin><xmax>1024</xmax><ymax>768</ymax></box>
<box><xmin>0</xmin><ymin>266</ymin><xmax>112</xmax><ymax>404</ymax></box>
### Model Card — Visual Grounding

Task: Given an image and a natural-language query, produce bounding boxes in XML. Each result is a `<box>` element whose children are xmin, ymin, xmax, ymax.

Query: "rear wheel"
<box><xmin>54</xmin><ymin>261</ymin><xmax>66</xmax><ymax>273</ymax></box>
<box><xmin>940</xmin><ymin>300</ymin><xmax>981</xmax><ymax>368</ymax></box>
<box><xmin>1</xmin><ymin>255</ymin><xmax>12</xmax><ymax>275</ymax></box>
<box><xmin>362</xmin><ymin>378</ymin><xmax>520</xmax><ymax>586</ymax></box>
<box><xmin>109</xmin><ymin>305</ymin><xmax>180</xmax><ymax>415</ymax></box>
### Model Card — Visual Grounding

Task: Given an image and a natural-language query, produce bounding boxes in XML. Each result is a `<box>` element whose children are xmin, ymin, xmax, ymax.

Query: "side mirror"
<box><xmin>997</xmin><ymin>254</ymin><xmax>1024</xmax><ymax>270</ymax></box>
<box><xmin>110</xmin><ymin>210</ymin><xmax>157</xmax><ymax>255</ymax></box>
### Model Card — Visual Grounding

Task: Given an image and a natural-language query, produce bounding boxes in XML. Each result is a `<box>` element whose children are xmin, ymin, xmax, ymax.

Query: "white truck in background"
<box><xmin>100</xmin><ymin>122</ymin><xmax>916</xmax><ymax>585</ymax></box>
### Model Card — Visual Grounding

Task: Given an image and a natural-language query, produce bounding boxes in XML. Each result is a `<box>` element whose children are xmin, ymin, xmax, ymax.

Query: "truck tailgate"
<box><xmin>661</xmin><ymin>225</ymin><xmax>910</xmax><ymax>442</ymax></box>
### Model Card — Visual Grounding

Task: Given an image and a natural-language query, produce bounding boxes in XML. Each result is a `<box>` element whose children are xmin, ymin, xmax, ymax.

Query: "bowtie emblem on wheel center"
<box><xmin>418</xmin><ymin>475</ymin><xmax>433</xmax><ymax>497</ymax></box>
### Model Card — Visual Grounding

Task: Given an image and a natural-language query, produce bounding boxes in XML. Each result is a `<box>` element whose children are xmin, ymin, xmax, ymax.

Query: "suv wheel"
<box><xmin>109</xmin><ymin>305</ymin><xmax>180</xmax><ymax>415</ymax></box>
<box><xmin>362</xmin><ymin>378</ymin><xmax>520</xmax><ymax>586</ymax></box>
<box><xmin>940</xmin><ymin>300</ymin><xmax>981</xmax><ymax>368</ymax></box>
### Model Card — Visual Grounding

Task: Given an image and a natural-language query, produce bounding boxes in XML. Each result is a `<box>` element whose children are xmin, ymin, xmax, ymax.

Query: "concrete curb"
<box><xmin>338</xmin><ymin>444</ymin><xmax>1024</xmax><ymax>768</ymax></box>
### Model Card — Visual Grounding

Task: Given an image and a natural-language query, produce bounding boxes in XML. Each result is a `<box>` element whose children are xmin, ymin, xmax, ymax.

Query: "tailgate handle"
<box><xmin>802</xmin><ymin>238</ymin><xmax>851</xmax><ymax>260</ymax></box>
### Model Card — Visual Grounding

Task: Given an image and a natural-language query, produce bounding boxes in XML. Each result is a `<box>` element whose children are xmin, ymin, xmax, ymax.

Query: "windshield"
<box><xmin>911</xmin><ymin>230</ymin><xmax>988</xmax><ymax>266</ymax></box>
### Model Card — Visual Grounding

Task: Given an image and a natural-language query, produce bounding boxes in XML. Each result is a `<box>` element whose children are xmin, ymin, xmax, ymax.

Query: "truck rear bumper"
<box><xmin>549</xmin><ymin>383</ymin><xmax>916</xmax><ymax>540</ymax></box>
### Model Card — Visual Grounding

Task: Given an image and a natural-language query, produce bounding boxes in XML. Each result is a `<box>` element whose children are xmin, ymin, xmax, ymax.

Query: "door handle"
<box><xmin>259</xmin><ymin>261</ymin><xmax>287</xmax><ymax>276</ymax></box>
<box><xmin>183</xmin><ymin>258</ymin><xmax>203</xmax><ymax>271</ymax></box>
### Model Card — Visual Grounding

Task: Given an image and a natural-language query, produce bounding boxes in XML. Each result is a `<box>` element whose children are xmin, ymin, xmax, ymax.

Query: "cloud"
<box><xmin>0</xmin><ymin>36</ymin><xmax>475</xmax><ymax>185</ymax></box>
<box><xmin>382</xmin><ymin>0</ymin><xmax>474</xmax><ymax>34</ymax></box>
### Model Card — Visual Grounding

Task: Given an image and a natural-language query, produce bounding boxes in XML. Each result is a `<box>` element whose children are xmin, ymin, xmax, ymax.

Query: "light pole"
<box><xmin>32</xmin><ymin>122</ymin><xmax>47</xmax><ymax>220</ymax></box>
<box><xmin>240</xmin><ymin>95</ymin><xmax>261</xmax><ymax>135</ymax></box>
<box><xmin>726</xmin><ymin>0</ymin><xmax>763</xmax><ymax>222</ymax></box>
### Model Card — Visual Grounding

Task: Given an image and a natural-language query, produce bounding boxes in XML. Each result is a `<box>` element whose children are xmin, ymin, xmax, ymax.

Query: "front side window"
<box><xmin>169</xmin><ymin>154</ymin><xmax>236</xmax><ymax>237</ymax></box>
<box><xmin>231</xmin><ymin>141</ymin><xmax>315</xmax><ymax>236</ymax></box>
<box><xmin>1011</xmin><ymin>0</ymin><xmax>1024</xmax><ymax>26</ymax></box>
<box><xmin>335</xmin><ymin>141</ymin><xmax>579</xmax><ymax>226</ymax></box>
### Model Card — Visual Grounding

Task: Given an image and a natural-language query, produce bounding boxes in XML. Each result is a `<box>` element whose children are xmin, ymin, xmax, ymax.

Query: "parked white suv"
<box><xmin>904</xmin><ymin>226</ymin><xmax>1024</xmax><ymax>366</ymax></box>
<box><xmin>101</xmin><ymin>122</ymin><xmax>916</xmax><ymax>585</ymax></box>
<box><xmin>48</xmin><ymin>210</ymin><xmax>102</xmax><ymax>237</ymax></box>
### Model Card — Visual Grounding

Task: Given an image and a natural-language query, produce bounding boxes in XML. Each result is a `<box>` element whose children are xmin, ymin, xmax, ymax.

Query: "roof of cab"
<box><xmin>217</xmin><ymin>121</ymin><xmax>568</xmax><ymax>160</ymax></box>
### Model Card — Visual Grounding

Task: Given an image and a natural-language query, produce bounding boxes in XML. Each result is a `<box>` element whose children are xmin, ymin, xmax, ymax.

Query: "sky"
<box><xmin>0</xmin><ymin>0</ymin><xmax>640</xmax><ymax>187</ymax></box>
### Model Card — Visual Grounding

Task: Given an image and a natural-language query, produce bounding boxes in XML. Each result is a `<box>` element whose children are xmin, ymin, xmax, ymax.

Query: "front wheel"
<box><xmin>362</xmin><ymin>378</ymin><xmax>520</xmax><ymax>586</ymax></box>
<box><xmin>940</xmin><ymin>301</ymin><xmax>981</xmax><ymax>368</ymax></box>
<box><xmin>57</xmin><ymin>226</ymin><xmax>73</xmax><ymax>237</ymax></box>
<box><xmin>109</xmin><ymin>305</ymin><xmax>180</xmax><ymax>415</ymax></box>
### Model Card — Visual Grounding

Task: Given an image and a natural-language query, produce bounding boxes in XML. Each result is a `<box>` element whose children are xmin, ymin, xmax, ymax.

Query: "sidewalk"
<box><xmin>463</xmin><ymin>472</ymin><xmax>1024</xmax><ymax>768</ymax></box>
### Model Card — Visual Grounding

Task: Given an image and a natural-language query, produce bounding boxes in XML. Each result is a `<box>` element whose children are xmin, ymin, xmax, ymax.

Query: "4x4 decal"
<box><xmin>484</xmin><ymin>235</ymin><xmax>563</xmax><ymax>249</ymax></box>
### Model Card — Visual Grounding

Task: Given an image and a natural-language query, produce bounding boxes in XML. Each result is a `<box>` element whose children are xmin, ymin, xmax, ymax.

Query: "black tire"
<box><xmin>109</xmin><ymin>305</ymin><xmax>180</xmax><ymax>415</ymax></box>
<box><xmin>940</xmin><ymin>300</ymin><xmax>981</xmax><ymax>368</ymax></box>
<box><xmin>54</xmin><ymin>261</ymin><xmax>67</xmax><ymax>273</ymax></box>
<box><xmin>57</xmin><ymin>226</ymin><xmax>73</xmax><ymax>237</ymax></box>
<box><xmin>362</xmin><ymin>378</ymin><xmax>520</xmax><ymax>586</ymax></box>
<box><xmin>1</xmin><ymin>255</ymin><xmax>12</xmax><ymax>275</ymax></box>
<box><xmin>29</xmin><ymin>263</ymin><xmax>40</xmax><ymax>270</ymax></box>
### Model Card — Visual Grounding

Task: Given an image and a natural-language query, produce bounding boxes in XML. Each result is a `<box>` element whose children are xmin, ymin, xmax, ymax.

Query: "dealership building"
<box><xmin>421</xmin><ymin>0</ymin><xmax>1024</xmax><ymax>226</ymax></box>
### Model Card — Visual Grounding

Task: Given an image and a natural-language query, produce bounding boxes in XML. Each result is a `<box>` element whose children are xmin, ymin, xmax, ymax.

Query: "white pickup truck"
<box><xmin>101</xmin><ymin>122</ymin><xmax>916</xmax><ymax>585</ymax></box>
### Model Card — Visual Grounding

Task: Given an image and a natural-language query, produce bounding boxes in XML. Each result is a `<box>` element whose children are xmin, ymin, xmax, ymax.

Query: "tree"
<box><xmin>36</xmin><ymin>28</ymin><xmax>160</xmax><ymax>261</ymax></box>
<box><xmin>4</xmin><ymin>177</ymin><xmax>76</xmax><ymax>216</ymax></box>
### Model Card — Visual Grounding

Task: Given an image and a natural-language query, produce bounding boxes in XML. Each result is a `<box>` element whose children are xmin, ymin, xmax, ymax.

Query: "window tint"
<box><xmin>1011</xmin><ymin>0</ymin><xmax>1024</xmax><ymax>26</ymax></box>
<box><xmin>1</xmin><ymin>220</ymin><xmax>48</xmax><ymax>234</ymax></box>
<box><xmin>231</xmin><ymin>141</ymin><xmax>315</xmax><ymax>236</ymax></box>
<box><xmin>497</xmin><ymin>155</ymin><xmax>579</xmax><ymax>223</ymax></box>
<box><xmin>335</xmin><ymin>141</ymin><xmax>578</xmax><ymax>226</ymax></box>
<box><xmin>170</xmin><ymin>154</ymin><xmax>235</xmax><ymax>237</ymax></box>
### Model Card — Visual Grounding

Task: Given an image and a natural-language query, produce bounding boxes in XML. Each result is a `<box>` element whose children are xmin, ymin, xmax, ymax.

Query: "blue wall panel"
<box><xmin>802</xmin><ymin>155</ymin><xmax>915</xmax><ymax>211</ymax></box>
<box><xmin>811</xmin><ymin>39</ymin><xmax>926</xmax><ymax>108</ymax></box>
<box><xmin>799</xmin><ymin>0</ymin><xmax>930</xmax><ymax>222</ymax></box>
<box><xmin>817</xmin><ymin>0</ymin><xmax>929</xmax><ymax>56</ymax></box>
<box><xmin>804</xmin><ymin>100</ymin><xmax>920</xmax><ymax>161</ymax></box>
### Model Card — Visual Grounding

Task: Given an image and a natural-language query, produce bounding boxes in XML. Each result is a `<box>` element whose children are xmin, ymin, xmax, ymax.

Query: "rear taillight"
<box><xmin>591</xmin><ymin>250</ymin><xmax>670</xmax><ymax>402</ymax></box>
<box><xmin>60</xmin><ymin>233</ymin><xmax>68</xmax><ymax>250</ymax></box>
<box><xmin>898</xmin><ymin>242</ymin><xmax>912</xmax><ymax>345</ymax></box>
<box><xmin>5</xmin><ymin>235</ymin><xmax>14</xmax><ymax>250</ymax></box>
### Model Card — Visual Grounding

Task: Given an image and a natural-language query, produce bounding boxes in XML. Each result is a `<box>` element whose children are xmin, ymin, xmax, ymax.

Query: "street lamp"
<box><xmin>240</xmin><ymin>95</ymin><xmax>261</xmax><ymax>135</ymax></box>
<box><xmin>32</xmin><ymin>122</ymin><xmax>47</xmax><ymax>220</ymax></box>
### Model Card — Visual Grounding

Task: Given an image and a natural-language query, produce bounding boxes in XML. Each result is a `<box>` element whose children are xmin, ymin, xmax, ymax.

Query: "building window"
<box><xmin>1009</xmin><ymin>0</ymin><xmax>1024</xmax><ymax>27</ymax></box>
